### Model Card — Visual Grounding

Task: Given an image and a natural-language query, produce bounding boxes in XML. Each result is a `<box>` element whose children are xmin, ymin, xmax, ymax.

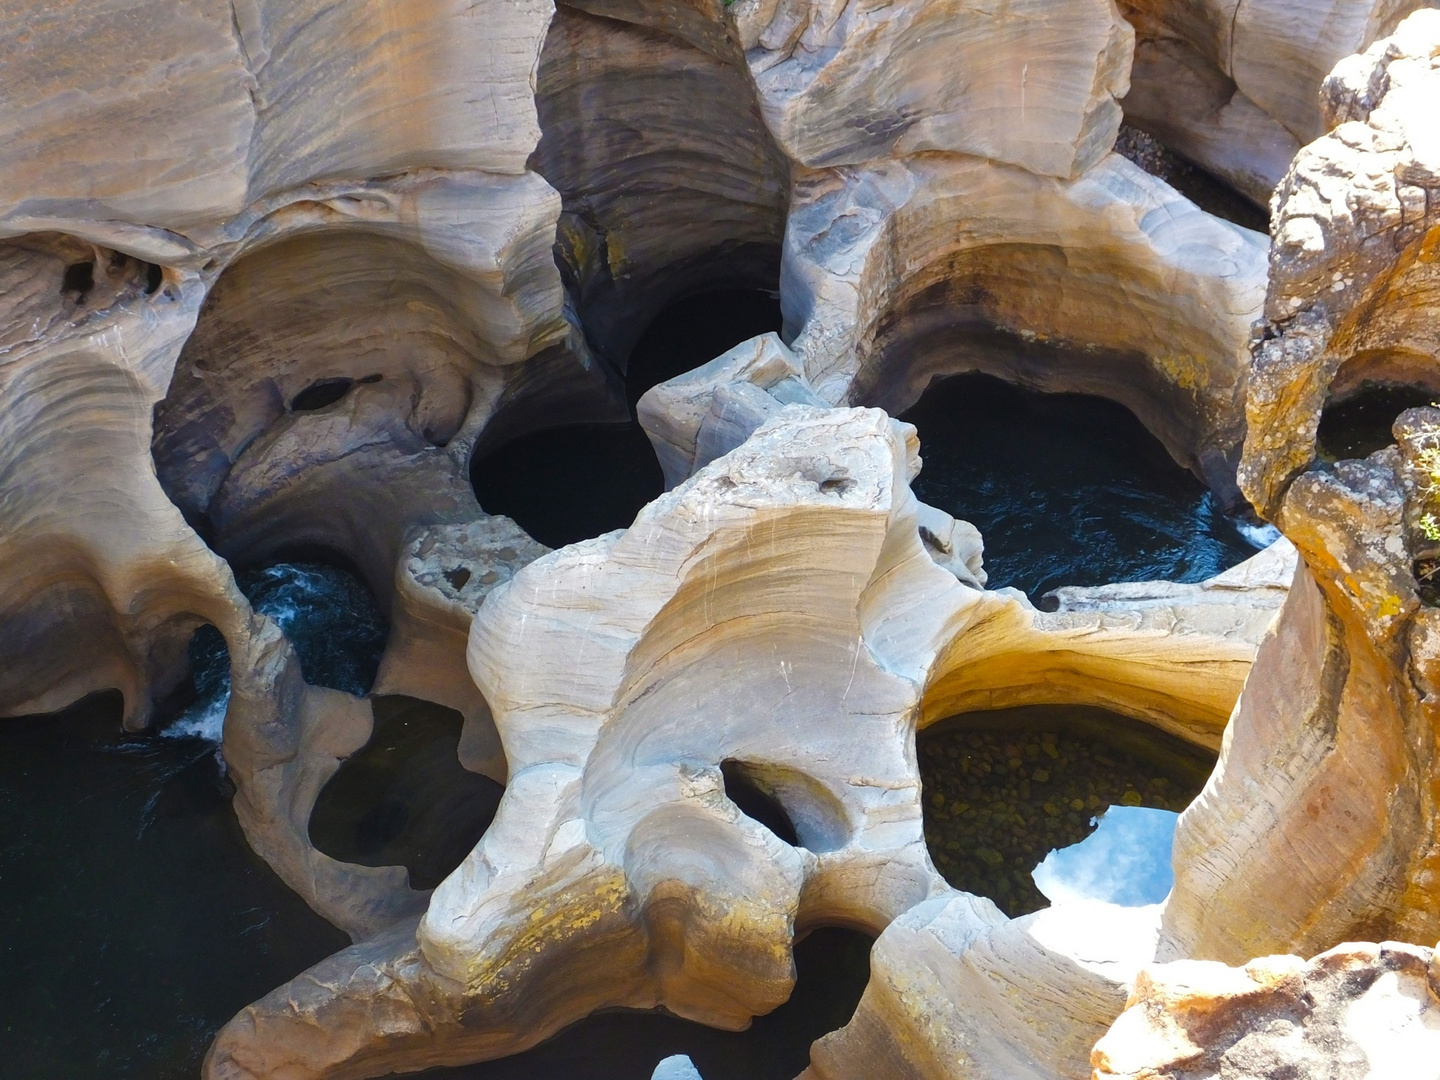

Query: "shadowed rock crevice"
<box><xmin>309</xmin><ymin>696</ymin><xmax>504</xmax><ymax>891</ymax></box>
<box><xmin>530</xmin><ymin>4</ymin><xmax>790</xmax><ymax>371</ymax></box>
<box><xmin>469</xmin><ymin>287</ymin><xmax>783</xmax><ymax>548</ymax></box>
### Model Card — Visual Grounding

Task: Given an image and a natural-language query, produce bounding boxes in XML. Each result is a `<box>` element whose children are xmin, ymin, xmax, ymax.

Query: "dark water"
<box><xmin>171</xmin><ymin>561</ymin><xmax>389</xmax><ymax>738</ymax></box>
<box><xmin>471</xmin><ymin>290</ymin><xmax>783</xmax><ymax>549</ymax></box>
<box><xmin>309</xmin><ymin>696</ymin><xmax>504</xmax><ymax>891</ymax></box>
<box><xmin>0</xmin><ymin>692</ymin><xmax>350</xmax><ymax>1079</ymax></box>
<box><xmin>918</xmin><ymin>705</ymin><xmax>1216</xmax><ymax>918</ymax></box>
<box><xmin>408</xmin><ymin>926</ymin><xmax>873</xmax><ymax>1080</ymax></box>
<box><xmin>1317</xmin><ymin>381</ymin><xmax>1440</xmax><ymax>462</ymax></box>
<box><xmin>902</xmin><ymin>373</ymin><xmax>1263</xmax><ymax>599</ymax></box>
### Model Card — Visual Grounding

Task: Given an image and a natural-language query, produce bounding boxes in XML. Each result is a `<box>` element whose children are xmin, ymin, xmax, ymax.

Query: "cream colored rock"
<box><xmin>784</xmin><ymin>151</ymin><xmax>1268</xmax><ymax>488</ymax></box>
<box><xmin>637</xmin><ymin>332</ymin><xmax>828</xmax><ymax>488</ymax></box>
<box><xmin>207</xmin><ymin>401</ymin><xmax>1293</xmax><ymax>1077</ymax></box>
<box><xmin>1164</xmin><ymin>11</ymin><xmax>1440</xmax><ymax>963</ymax></box>
<box><xmin>206</xmin><ymin>407</ymin><xmax>962</xmax><ymax>1078</ymax></box>
<box><xmin>806</xmin><ymin>897</ymin><xmax>1163</xmax><ymax>1080</ymax></box>
<box><xmin>1122</xmin><ymin>34</ymin><xmax>1300</xmax><ymax>206</ymax></box>
<box><xmin>0</xmin><ymin>0</ymin><xmax>551</xmax><ymax>235</ymax></box>
<box><xmin>737</xmin><ymin>0</ymin><xmax>1133</xmax><ymax>178</ymax></box>
<box><xmin>923</xmin><ymin>540</ymin><xmax>1296</xmax><ymax>751</ymax></box>
<box><xmin>374</xmin><ymin>517</ymin><xmax>549</xmax><ymax>784</ymax></box>
<box><xmin>1117</xmin><ymin>0</ymin><xmax>1429</xmax><ymax>206</ymax></box>
<box><xmin>1093</xmin><ymin>941</ymin><xmax>1440</xmax><ymax>1080</ymax></box>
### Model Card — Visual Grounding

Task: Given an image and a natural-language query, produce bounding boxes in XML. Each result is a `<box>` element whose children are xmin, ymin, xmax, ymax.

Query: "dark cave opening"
<box><xmin>721</xmin><ymin>760</ymin><xmax>801</xmax><ymax>848</ymax></box>
<box><xmin>900</xmin><ymin>371</ymin><xmax>1266</xmax><ymax>599</ymax></box>
<box><xmin>290</xmin><ymin>376</ymin><xmax>357</xmax><ymax>412</ymax></box>
<box><xmin>470</xmin><ymin>286</ymin><xmax>783</xmax><ymax>549</ymax></box>
<box><xmin>1317</xmin><ymin>381</ymin><xmax>1440</xmax><ymax>463</ymax></box>
<box><xmin>917</xmin><ymin>705</ymin><xmax>1217</xmax><ymax>919</ymax></box>
<box><xmin>408</xmin><ymin>925</ymin><xmax>875</xmax><ymax>1080</ymax></box>
<box><xmin>309</xmin><ymin>696</ymin><xmax>505</xmax><ymax>891</ymax></box>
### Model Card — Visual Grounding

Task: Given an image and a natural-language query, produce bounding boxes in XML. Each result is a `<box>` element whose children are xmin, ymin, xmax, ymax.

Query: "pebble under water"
<box><xmin>0</xmin><ymin>691</ymin><xmax>350</xmax><ymax>1079</ymax></box>
<box><xmin>470</xmin><ymin>289</ymin><xmax>783</xmax><ymax>549</ymax></box>
<box><xmin>902</xmin><ymin>373</ymin><xmax>1266</xmax><ymax>599</ymax></box>
<box><xmin>918</xmin><ymin>705</ymin><xmax>1216</xmax><ymax>918</ymax></box>
<box><xmin>408</xmin><ymin>926</ymin><xmax>874</xmax><ymax>1080</ymax></box>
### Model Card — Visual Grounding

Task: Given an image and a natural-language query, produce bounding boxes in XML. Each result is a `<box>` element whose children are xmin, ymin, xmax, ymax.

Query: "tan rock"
<box><xmin>806</xmin><ymin>897</ymin><xmax>1163</xmax><ymax>1080</ymax></box>
<box><xmin>784</xmin><ymin>151</ymin><xmax>1268</xmax><ymax>485</ymax></box>
<box><xmin>1093</xmin><ymin>941</ymin><xmax>1440</xmax><ymax>1080</ymax></box>
<box><xmin>532</xmin><ymin>4</ymin><xmax>790</xmax><ymax>362</ymax></box>
<box><xmin>738</xmin><ymin>0</ymin><xmax>1133</xmax><ymax>178</ymax></box>
<box><xmin>0</xmin><ymin>0</ymin><xmax>551</xmax><ymax>235</ymax></box>
<box><xmin>1164</xmin><ymin>10</ymin><xmax>1440</xmax><ymax>963</ymax></box>
<box><xmin>1117</xmin><ymin>0</ymin><xmax>1429</xmax><ymax>206</ymax></box>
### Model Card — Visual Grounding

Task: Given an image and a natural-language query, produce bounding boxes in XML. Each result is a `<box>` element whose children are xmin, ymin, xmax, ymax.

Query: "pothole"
<box><xmin>901</xmin><ymin>372</ymin><xmax>1267</xmax><ymax>599</ymax></box>
<box><xmin>1318</xmin><ymin>381</ymin><xmax>1440</xmax><ymax>462</ymax></box>
<box><xmin>309</xmin><ymin>696</ymin><xmax>504</xmax><ymax>890</ymax></box>
<box><xmin>0</xmin><ymin>691</ymin><xmax>349</xmax><ymax>1079</ymax></box>
<box><xmin>470</xmin><ymin>288</ymin><xmax>783</xmax><ymax>549</ymax></box>
<box><xmin>405</xmin><ymin>926</ymin><xmax>873</xmax><ymax>1080</ymax></box>
<box><xmin>918</xmin><ymin>705</ymin><xmax>1217</xmax><ymax>918</ymax></box>
<box><xmin>1114</xmin><ymin>124</ymin><xmax>1270</xmax><ymax>233</ymax></box>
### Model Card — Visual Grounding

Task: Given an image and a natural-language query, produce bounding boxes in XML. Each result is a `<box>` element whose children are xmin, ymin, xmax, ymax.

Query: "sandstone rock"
<box><xmin>531</xmin><ymin>4</ymin><xmax>790</xmax><ymax>364</ymax></box>
<box><xmin>805</xmin><ymin>896</ymin><xmax>1162</xmax><ymax>1080</ymax></box>
<box><xmin>375</xmin><ymin>517</ymin><xmax>550</xmax><ymax>785</ymax></box>
<box><xmin>206</xmin><ymin>408</ymin><xmax>960</xmax><ymax>1078</ymax></box>
<box><xmin>637</xmin><ymin>332</ymin><xmax>829</xmax><ymax>488</ymax></box>
<box><xmin>1093</xmin><ymin>940</ymin><xmax>1440</xmax><ymax>1080</ymax></box>
<box><xmin>0</xmin><ymin>0</ymin><xmax>551</xmax><ymax>235</ymax></box>
<box><xmin>1117</xmin><ymin>0</ymin><xmax>1430</xmax><ymax>206</ymax></box>
<box><xmin>784</xmin><ymin>151</ymin><xmax>1269</xmax><ymax>487</ymax></box>
<box><xmin>1164</xmin><ymin>10</ymin><xmax>1440</xmax><ymax>963</ymax></box>
<box><xmin>737</xmin><ymin>0</ymin><xmax>1133</xmax><ymax>179</ymax></box>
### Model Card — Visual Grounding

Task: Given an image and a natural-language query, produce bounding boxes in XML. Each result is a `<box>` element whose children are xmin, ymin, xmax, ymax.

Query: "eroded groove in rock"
<box><xmin>1163</xmin><ymin>9</ymin><xmax>1440</xmax><ymax>962</ymax></box>
<box><xmin>784</xmin><ymin>152</ymin><xmax>1270</xmax><ymax>497</ymax></box>
<box><xmin>532</xmin><ymin>4</ymin><xmax>791</xmax><ymax>368</ymax></box>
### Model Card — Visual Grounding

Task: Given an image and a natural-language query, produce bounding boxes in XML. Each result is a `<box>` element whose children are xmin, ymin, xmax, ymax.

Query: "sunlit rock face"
<box><xmin>1093</xmin><ymin>941</ymin><xmax>1440</xmax><ymax>1080</ymax></box>
<box><xmin>16</xmin><ymin>1</ymin><xmax>1435</xmax><ymax>1078</ymax></box>
<box><xmin>1163</xmin><ymin>9</ymin><xmax>1440</xmax><ymax>963</ymax></box>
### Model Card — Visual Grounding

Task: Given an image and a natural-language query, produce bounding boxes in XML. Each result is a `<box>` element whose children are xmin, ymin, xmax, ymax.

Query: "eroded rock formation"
<box><xmin>14</xmin><ymin>1</ymin><xmax>1439</xmax><ymax>1079</ymax></box>
<box><xmin>1093</xmin><ymin>941</ymin><xmax>1440</xmax><ymax>1079</ymax></box>
<box><xmin>1164</xmin><ymin>9</ymin><xmax>1440</xmax><ymax>962</ymax></box>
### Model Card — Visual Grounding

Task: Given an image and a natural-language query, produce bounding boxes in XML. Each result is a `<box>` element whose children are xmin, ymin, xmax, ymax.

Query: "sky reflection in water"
<box><xmin>1031</xmin><ymin>805</ymin><xmax>1179</xmax><ymax>907</ymax></box>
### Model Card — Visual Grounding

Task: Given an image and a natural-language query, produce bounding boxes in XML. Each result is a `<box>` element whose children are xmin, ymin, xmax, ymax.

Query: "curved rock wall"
<box><xmin>1163</xmin><ymin>10</ymin><xmax>1440</xmax><ymax>962</ymax></box>
<box><xmin>532</xmin><ymin>4</ymin><xmax>791</xmax><ymax>368</ymax></box>
<box><xmin>1117</xmin><ymin>0</ymin><xmax>1434</xmax><ymax>206</ymax></box>
<box><xmin>17</xmin><ymin>2</ymin><xmax>1437</xmax><ymax>1079</ymax></box>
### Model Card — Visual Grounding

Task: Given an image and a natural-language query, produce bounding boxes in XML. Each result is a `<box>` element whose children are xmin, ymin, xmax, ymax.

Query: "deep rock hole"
<box><xmin>470</xmin><ymin>288</ymin><xmax>783</xmax><ymax>548</ymax></box>
<box><xmin>722</xmin><ymin>760</ymin><xmax>801</xmax><ymax>847</ymax></box>
<box><xmin>902</xmin><ymin>372</ymin><xmax>1265</xmax><ymax>599</ymax></box>
<box><xmin>1317</xmin><ymin>380</ymin><xmax>1440</xmax><ymax>462</ymax></box>
<box><xmin>309</xmin><ymin>696</ymin><xmax>504</xmax><ymax>891</ymax></box>
<box><xmin>918</xmin><ymin>705</ymin><xmax>1217</xmax><ymax>918</ymax></box>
